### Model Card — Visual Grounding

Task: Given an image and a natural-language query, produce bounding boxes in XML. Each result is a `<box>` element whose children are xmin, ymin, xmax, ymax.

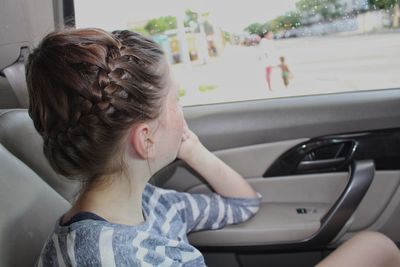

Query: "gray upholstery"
<box><xmin>0</xmin><ymin>77</ymin><xmax>20</xmax><ymax>109</ymax></box>
<box><xmin>0</xmin><ymin>144</ymin><xmax>70</xmax><ymax>267</ymax></box>
<box><xmin>0</xmin><ymin>109</ymin><xmax>79</xmax><ymax>201</ymax></box>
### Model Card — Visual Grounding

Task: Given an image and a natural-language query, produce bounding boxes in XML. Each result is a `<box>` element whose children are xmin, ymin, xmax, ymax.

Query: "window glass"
<box><xmin>74</xmin><ymin>0</ymin><xmax>400</xmax><ymax>106</ymax></box>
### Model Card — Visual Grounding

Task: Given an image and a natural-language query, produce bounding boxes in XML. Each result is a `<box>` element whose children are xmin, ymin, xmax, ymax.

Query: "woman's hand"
<box><xmin>177</xmin><ymin>120</ymin><xmax>202</xmax><ymax>162</ymax></box>
<box><xmin>177</xmin><ymin>120</ymin><xmax>257</xmax><ymax>199</ymax></box>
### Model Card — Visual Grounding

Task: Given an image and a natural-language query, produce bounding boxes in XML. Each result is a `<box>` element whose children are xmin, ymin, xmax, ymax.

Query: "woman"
<box><xmin>27</xmin><ymin>28</ymin><xmax>400</xmax><ymax>266</ymax></box>
<box><xmin>28</xmin><ymin>28</ymin><xmax>260</xmax><ymax>266</ymax></box>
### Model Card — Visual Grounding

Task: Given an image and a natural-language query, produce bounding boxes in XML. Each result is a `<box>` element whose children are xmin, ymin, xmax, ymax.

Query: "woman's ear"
<box><xmin>129</xmin><ymin>123</ymin><xmax>155</xmax><ymax>160</ymax></box>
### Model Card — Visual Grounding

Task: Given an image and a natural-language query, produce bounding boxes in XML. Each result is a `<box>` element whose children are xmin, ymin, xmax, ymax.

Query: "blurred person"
<box><xmin>259</xmin><ymin>30</ymin><xmax>278</xmax><ymax>91</ymax></box>
<box><xmin>278</xmin><ymin>56</ymin><xmax>293</xmax><ymax>88</ymax></box>
<box><xmin>207</xmin><ymin>35</ymin><xmax>217</xmax><ymax>57</ymax></box>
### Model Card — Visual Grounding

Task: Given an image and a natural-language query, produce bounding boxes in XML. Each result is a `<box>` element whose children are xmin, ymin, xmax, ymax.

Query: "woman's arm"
<box><xmin>178</xmin><ymin>121</ymin><xmax>257</xmax><ymax>199</ymax></box>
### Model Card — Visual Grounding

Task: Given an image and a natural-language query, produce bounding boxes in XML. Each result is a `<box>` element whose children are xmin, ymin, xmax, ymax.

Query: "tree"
<box><xmin>368</xmin><ymin>0</ymin><xmax>397</xmax><ymax>9</ymax></box>
<box><xmin>272</xmin><ymin>11</ymin><xmax>302</xmax><ymax>31</ymax></box>
<box><xmin>140</xmin><ymin>8</ymin><xmax>215</xmax><ymax>37</ymax></box>
<box><xmin>368</xmin><ymin>0</ymin><xmax>400</xmax><ymax>27</ymax></box>
<box><xmin>184</xmin><ymin>9</ymin><xmax>214</xmax><ymax>34</ymax></box>
<box><xmin>222</xmin><ymin>31</ymin><xmax>232</xmax><ymax>43</ymax></box>
<box><xmin>296</xmin><ymin>0</ymin><xmax>343</xmax><ymax>22</ymax></box>
<box><xmin>246</xmin><ymin>11</ymin><xmax>301</xmax><ymax>34</ymax></box>
<box><xmin>144</xmin><ymin>16</ymin><xmax>177</xmax><ymax>35</ymax></box>
<box><xmin>184</xmin><ymin>9</ymin><xmax>199</xmax><ymax>28</ymax></box>
<box><xmin>244</xmin><ymin>23</ymin><xmax>266</xmax><ymax>36</ymax></box>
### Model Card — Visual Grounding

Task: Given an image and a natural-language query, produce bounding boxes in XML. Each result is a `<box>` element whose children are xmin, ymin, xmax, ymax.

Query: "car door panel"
<box><xmin>188</xmin><ymin>173</ymin><xmax>348</xmax><ymax>246</ymax></box>
<box><xmin>349</xmin><ymin>171</ymin><xmax>400</xmax><ymax>231</ymax></box>
<box><xmin>188</xmin><ymin>202</ymin><xmax>324</xmax><ymax>247</ymax></box>
<box><xmin>371</xmin><ymin>184</ymin><xmax>400</xmax><ymax>242</ymax></box>
<box><xmin>153</xmin><ymin>139</ymin><xmax>309</xmax><ymax>190</ymax></box>
<box><xmin>170</xmin><ymin>161</ymin><xmax>375</xmax><ymax>250</ymax></box>
<box><xmin>184</xmin><ymin>89</ymin><xmax>400</xmax><ymax>151</ymax></box>
<box><xmin>154</xmin><ymin>88</ymin><xmax>400</xmax><ymax>250</ymax></box>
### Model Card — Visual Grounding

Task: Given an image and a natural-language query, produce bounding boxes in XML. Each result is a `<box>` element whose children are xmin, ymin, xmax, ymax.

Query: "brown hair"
<box><xmin>26</xmin><ymin>28</ymin><xmax>168</xmax><ymax>184</ymax></box>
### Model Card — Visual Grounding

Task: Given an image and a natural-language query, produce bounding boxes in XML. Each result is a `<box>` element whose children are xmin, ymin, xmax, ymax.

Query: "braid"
<box><xmin>27</xmin><ymin>28</ymin><xmax>167</xmax><ymax>181</ymax></box>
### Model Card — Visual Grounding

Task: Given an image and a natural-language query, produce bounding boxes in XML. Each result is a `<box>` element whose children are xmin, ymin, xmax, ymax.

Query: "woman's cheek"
<box><xmin>167</xmin><ymin>106</ymin><xmax>184</xmax><ymax>152</ymax></box>
<box><xmin>175</xmin><ymin>111</ymin><xmax>184</xmax><ymax>148</ymax></box>
<box><xmin>177</xmin><ymin>105</ymin><xmax>185</xmax><ymax>132</ymax></box>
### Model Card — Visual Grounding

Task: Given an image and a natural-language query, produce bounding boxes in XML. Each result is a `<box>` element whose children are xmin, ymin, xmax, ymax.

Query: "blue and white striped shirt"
<box><xmin>36</xmin><ymin>183</ymin><xmax>261</xmax><ymax>266</ymax></box>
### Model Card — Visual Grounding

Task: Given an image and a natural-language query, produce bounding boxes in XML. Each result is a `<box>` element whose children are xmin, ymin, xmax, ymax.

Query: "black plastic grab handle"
<box><xmin>297</xmin><ymin>157</ymin><xmax>346</xmax><ymax>171</ymax></box>
<box><xmin>304</xmin><ymin>160</ymin><xmax>375</xmax><ymax>246</ymax></box>
<box><xmin>264</xmin><ymin>138</ymin><xmax>358</xmax><ymax>177</ymax></box>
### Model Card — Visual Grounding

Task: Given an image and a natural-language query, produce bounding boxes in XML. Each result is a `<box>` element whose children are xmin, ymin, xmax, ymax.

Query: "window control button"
<box><xmin>296</xmin><ymin>208</ymin><xmax>308</xmax><ymax>214</ymax></box>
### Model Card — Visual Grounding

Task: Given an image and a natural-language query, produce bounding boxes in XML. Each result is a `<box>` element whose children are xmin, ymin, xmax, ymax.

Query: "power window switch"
<box><xmin>296</xmin><ymin>208</ymin><xmax>308</xmax><ymax>214</ymax></box>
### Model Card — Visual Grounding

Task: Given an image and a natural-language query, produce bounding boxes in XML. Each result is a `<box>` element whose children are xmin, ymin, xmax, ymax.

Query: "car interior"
<box><xmin>1</xmin><ymin>0</ymin><xmax>400</xmax><ymax>266</ymax></box>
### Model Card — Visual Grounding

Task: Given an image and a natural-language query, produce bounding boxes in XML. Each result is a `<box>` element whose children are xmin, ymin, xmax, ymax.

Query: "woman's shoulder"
<box><xmin>144</xmin><ymin>183</ymin><xmax>182</xmax><ymax>201</ymax></box>
<box><xmin>38</xmin><ymin>221</ymin><xmax>178</xmax><ymax>266</ymax></box>
<box><xmin>43</xmin><ymin>220</ymin><xmax>150</xmax><ymax>251</ymax></box>
<box><xmin>50</xmin><ymin>214</ymin><xmax>150</xmax><ymax>245</ymax></box>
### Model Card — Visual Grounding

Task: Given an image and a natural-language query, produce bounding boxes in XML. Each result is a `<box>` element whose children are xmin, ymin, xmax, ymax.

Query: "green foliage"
<box><xmin>270</xmin><ymin>12</ymin><xmax>302</xmax><ymax>32</ymax></box>
<box><xmin>186</xmin><ymin>9</ymin><xmax>198</xmax><ymax>21</ymax></box>
<box><xmin>144</xmin><ymin>16</ymin><xmax>177</xmax><ymax>35</ymax></box>
<box><xmin>222</xmin><ymin>31</ymin><xmax>232</xmax><ymax>43</ymax></box>
<box><xmin>142</xmin><ymin>9</ymin><xmax>200</xmax><ymax>35</ymax></box>
<box><xmin>184</xmin><ymin>9</ymin><xmax>199</xmax><ymax>27</ymax></box>
<box><xmin>295</xmin><ymin>0</ymin><xmax>343</xmax><ymax>21</ymax></box>
<box><xmin>244</xmin><ymin>0</ymin><xmax>345</xmax><ymax>34</ymax></box>
<box><xmin>244</xmin><ymin>0</ymin><xmax>400</xmax><ymax>35</ymax></box>
<box><xmin>244</xmin><ymin>23</ymin><xmax>267</xmax><ymax>36</ymax></box>
<box><xmin>142</xmin><ymin>9</ymin><xmax>201</xmax><ymax>35</ymax></box>
<box><xmin>184</xmin><ymin>9</ymin><xmax>213</xmax><ymax>33</ymax></box>
<box><xmin>179</xmin><ymin>88</ymin><xmax>186</xmax><ymax>97</ymax></box>
<box><xmin>368</xmin><ymin>0</ymin><xmax>398</xmax><ymax>10</ymax></box>
<box><xmin>245</xmin><ymin>11</ymin><xmax>301</xmax><ymax>34</ymax></box>
<box><xmin>198</xmin><ymin>84</ymin><xmax>217</xmax><ymax>92</ymax></box>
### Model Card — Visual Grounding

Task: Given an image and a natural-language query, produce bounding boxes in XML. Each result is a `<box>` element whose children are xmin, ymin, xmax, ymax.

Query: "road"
<box><xmin>171</xmin><ymin>32</ymin><xmax>400</xmax><ymax>106</ymax></box>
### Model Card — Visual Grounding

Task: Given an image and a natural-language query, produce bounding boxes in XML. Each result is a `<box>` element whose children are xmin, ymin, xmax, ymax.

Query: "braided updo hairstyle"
<box><xmin>26</xmin><ymin>28</ymin><xmax>168</xmax><ymax>184</ymax></box>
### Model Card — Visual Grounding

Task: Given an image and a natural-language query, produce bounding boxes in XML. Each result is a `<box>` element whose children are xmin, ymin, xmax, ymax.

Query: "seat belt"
<box><xmin>0</xmin><ymin>47</ymin><xmax>30</xmax><ymax>108</ymax></box>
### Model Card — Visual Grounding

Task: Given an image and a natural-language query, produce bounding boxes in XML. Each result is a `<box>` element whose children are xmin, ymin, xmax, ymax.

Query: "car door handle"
<box><xmin>279</xmin><ymin>160</ymin><xmax>374</xmax><ymax>249</ymax></box>
<box><xmin>307</xmin><ymin>160</ymin><xmax>375</xmax><ymax>246</ymax></box>
<box><xmin>265</xmin><ymin>139</ymin><xmax>358</xmax><ymax>177</ymax></box>
<box><xmin>297</xmin><ymin>157</ymin><xmax>346</xmax><ymax>171</ymax></box>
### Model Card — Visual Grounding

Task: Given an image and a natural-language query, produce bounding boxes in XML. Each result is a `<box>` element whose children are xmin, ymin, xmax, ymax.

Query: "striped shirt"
<box><xmin>36</xmin><ymin>183</ymin><xmax>262</xmax><ymax>266</ymax></box>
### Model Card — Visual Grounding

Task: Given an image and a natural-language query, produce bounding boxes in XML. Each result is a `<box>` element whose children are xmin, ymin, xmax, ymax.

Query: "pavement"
<box><xmin>171</xmin><ymin>32</ymin><xmax>400</xmax><ymax>106</ymax></box>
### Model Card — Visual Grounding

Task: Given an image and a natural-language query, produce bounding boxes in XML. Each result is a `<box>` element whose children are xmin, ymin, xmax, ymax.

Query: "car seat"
<box><xmin>0</xmin><ymin>144</ymin><xmax>70</xmax><ymax>266</ymax></box>
<box><xmin>0</xmin><ymin>109</ymin><xmax>80</xmax><ymax>202</ymax></box>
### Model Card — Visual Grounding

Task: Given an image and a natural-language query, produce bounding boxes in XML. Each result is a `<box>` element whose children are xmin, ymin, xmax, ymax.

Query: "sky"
<box><xmin>74</xmin><ymin>0</ymin><xmax>298</xmax><ymax>33</ymax></box>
